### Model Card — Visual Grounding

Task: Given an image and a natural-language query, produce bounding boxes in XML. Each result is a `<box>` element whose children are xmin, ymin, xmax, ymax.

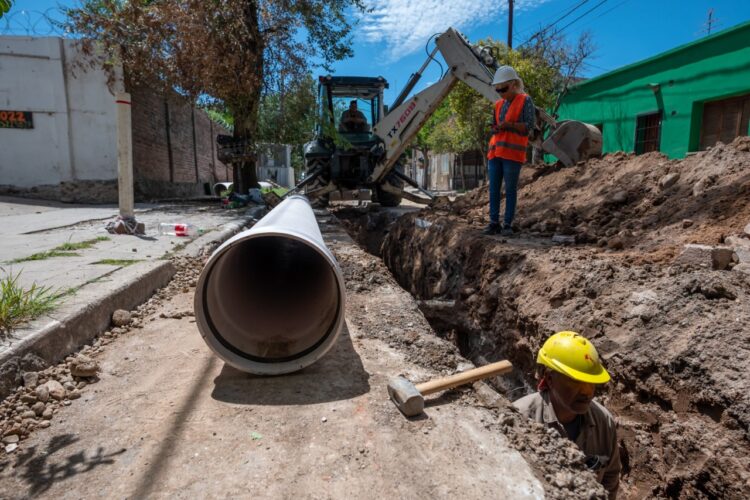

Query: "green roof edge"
<box><xmin>572</xmin><ymin>19</ymin><xmax>750</xmax><ymax>90</ymax></box>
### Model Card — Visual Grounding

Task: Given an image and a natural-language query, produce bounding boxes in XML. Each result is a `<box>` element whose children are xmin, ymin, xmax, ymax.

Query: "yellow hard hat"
<box><xmin>537</xmin><ymin>331</ymin><xmax>611</xmax><ymax>384</ymax></box>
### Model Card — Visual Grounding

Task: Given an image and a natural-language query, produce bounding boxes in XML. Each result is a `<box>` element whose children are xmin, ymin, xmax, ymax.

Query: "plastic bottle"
<box><xmin>158</xmin><ymin>223</ymin><xmax>199</xmax><ymax>237</ymax></box>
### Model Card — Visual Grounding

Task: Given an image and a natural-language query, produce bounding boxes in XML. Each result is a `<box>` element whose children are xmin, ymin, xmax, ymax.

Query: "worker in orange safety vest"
<box><xmin>483</xmin><ymin>65</ymin><xmax>536</xmax><ymax>236</ymax></box>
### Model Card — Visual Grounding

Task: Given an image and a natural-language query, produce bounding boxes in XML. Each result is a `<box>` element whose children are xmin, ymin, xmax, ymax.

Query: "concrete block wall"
<box><xmin>195</xmin><ymin>110</ymin><xmax>230</xmax><ymax>183</ymax></box>
<box><xmin>131</xmin><ymin>89</ymin><xmax>170</xmax><ymax>183</ymax></box>
<box><xmin>0</xmin><ymin>37</ymin><xmax>118</xmax><ymax>201</ymax></box>
<box><xmin>0</xmin><ymin>35</ymin><xmax>230</xmax><ymax>203</ymax></box>
<box><xmin>131</xmin><ymin>87</ymin><xmax>230</xmax><ymax>200</ymax></box>
<box><xmin>168</xmin><ymin>98</ymin><xmax>195</xmax><ymax>184</ymax></box>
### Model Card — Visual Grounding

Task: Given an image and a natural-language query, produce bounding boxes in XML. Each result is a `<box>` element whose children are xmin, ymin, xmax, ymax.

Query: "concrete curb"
<box><xmin>0</xmin><ymin>213</ymin><xmax>253</xmax><ymax>399</ymax></box>
<box><xmin>180</xmin><ymin>218</ymin><xmax>249</xmax><ymax>258</ymax></box>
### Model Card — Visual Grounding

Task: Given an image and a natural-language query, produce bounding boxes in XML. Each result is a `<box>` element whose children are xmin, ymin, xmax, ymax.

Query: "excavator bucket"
<box><xmin>542</xmin><ymin>121</ymin><xmax>603</xmax><ymax>167</ymax></box>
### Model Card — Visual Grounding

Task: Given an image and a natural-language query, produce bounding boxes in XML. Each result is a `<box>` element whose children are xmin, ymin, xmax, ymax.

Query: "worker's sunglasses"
<box><xmin>496</xmin><ymin>86</ymin><xmax>510</xmax><ymax>94</ymax></box>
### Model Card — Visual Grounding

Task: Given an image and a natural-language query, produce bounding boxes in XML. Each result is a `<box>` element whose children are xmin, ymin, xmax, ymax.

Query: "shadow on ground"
<box><xmin>8</xmin><ymin>433</ymin><xmax>125</xmax><ymax>497</ymax></box>
<box><xmin>211</xmin><ymin>326</ymin><xmax>370</xmax><ymax>405</ymax></box>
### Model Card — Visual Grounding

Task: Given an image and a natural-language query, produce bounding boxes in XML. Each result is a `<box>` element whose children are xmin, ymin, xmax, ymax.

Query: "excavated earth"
<box><xmin>335</xmin><ymin>136</ymin><xmax>750</xmax><ymax>499</ymax></box>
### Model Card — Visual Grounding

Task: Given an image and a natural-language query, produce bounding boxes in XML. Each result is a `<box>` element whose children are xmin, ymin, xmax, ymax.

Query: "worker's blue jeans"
<box><xmin>488</xmin><ymin>157</ymin><xmax>522</xmax><ymax>227</ymax></box>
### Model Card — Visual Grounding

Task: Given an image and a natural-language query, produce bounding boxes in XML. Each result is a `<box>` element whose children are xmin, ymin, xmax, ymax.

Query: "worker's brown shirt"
<box><xmin>513</xmin><ymin>391</ymin><xmax>621</xmax><ymax>499</ymax></box>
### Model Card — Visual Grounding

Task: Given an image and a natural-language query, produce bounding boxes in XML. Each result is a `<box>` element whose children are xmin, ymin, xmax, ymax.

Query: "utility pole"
<box><xmin>115</xmin><ymin>92</ymin><xmax>134</xmax><ymax>219</ymax></box>
<box><xmin>507</xmin><ymin>0</ymin><xmax>514</xmax><ymax>48</ymax></box>
<box><xmin>114</xmin><ymin>92</ymin><xmax>144</xmax><ymax>234</ymax></box>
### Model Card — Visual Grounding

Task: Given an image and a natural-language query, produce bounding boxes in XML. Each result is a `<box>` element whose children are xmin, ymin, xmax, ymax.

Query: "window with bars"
<box><xmin>634</xmin><ymin>112</ymin><xmax>662</xmax><ymax>154</ymax></box>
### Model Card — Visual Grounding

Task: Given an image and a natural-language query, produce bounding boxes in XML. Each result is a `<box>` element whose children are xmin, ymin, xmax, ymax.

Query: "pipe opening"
<box><xmin>202</xmin><ymin>235</ymin><xmax>340</xmax><ymax>362</ymax></box>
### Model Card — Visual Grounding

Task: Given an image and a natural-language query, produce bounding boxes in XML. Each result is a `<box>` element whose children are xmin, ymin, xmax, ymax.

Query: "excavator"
<box><xmin>285</xmin><ymin>27</ymin><xmax>602</xmax><ymax>207</ymax></box>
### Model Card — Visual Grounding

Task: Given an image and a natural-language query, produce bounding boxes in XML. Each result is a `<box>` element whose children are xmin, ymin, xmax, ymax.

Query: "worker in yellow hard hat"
<box><xmin>513</xmin><ymin>331</ymin><xmax>621</xmax><ymax>498</ymax></box>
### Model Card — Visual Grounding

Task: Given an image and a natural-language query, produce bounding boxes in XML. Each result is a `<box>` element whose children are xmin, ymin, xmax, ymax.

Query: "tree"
<box><xmin>0</xmin><ymin>0</ymin><xmax>12</xmax><ymax>19</ymax></box>
<box><xmin>519</xmin><ymin>30</ymin><xmax>595</xmax><ymax>115</ymax></box>
<box><xmin>256</xmin><ymin>74</ymin><xmax>317</xmax><ymax>174</ymax></box>
<box><xmin>66</xmin><ymin>0</ymin><xmax>365</xmax><ymax>192</ymax></box>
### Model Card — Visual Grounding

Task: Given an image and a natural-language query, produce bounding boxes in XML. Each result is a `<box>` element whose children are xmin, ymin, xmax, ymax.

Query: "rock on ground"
<box><xmin>112</xmin><ymin>309</ymin><xmax>132</xmax><ymax>327</ymax></box>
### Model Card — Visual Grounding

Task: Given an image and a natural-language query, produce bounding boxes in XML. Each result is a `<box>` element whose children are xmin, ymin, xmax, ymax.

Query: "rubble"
<box><xmin>0</xmin><ymin>254</ymin><xmax>203</xmax><ymax>457</ymax></box>
<box><xmin>69</xmin><ymin>355</ymin><xmax>99</xmax><ymax>378</ymax></box>
<box><xmin>112</xmin><ymin>309</ymin><xmax>132</xmax><ymax>327</ymax></box>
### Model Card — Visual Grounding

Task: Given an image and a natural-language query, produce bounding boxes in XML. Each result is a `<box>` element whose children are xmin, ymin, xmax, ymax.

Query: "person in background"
<box><xmin>513</xmin><ymin>331</ymin><xmax>621</xmax><ymax>498</ymax></box>
<box><xmin>484</xmin><ymin>65</ymin><xmax>535</xmax><ymax>236</ymax></box>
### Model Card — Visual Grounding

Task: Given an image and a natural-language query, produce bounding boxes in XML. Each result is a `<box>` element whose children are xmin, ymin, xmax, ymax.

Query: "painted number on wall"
<box><xmin>0</xmin><ymin>110</ymin><xmax>33</xmax><ymax>129</ymax></box>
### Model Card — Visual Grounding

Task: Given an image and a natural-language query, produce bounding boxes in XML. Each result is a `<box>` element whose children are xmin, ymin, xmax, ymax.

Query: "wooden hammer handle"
<box><xmin>415</xmin><ymin>360</ymin><xmax>513</xmax><ymax>396</ymax></box>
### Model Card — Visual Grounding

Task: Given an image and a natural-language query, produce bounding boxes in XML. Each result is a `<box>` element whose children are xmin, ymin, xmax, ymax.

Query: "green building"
<box><xmin>557</xmin><ymin>20</ymin><xmax>750</xmax><ymax>159</ymax></box>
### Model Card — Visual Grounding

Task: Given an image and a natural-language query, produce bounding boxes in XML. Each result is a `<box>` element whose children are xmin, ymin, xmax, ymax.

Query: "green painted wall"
<box><xmin>557</xmin><ymin>21</ymin><xmax>750</xmax><ymax>159</ymax></box>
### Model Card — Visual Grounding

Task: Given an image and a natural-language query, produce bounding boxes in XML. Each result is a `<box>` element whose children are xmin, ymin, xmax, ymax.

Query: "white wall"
<box><xmin>428</xmin><ymin>152</ymin><xmax>454</xmax><ymax>191</ymax></box>
<box><xmin>257</xmin><ymin>144</ymin><xmax>294</xmax><ymax>187</ymax></box>
<box><xmin>63</xmin><ymin>40</ymin><xmax>119</xmax><ymax>181</ymax></box>
<box><xmin>0</xmin><ymin>36</ymin><xmax>119</xmax><ymax>188</ymax></box>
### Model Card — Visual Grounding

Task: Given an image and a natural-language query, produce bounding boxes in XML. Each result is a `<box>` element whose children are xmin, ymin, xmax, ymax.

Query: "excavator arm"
<box><xmin>368</xmin><ymin>27</ymin><xmax>602</xmax><ymax>185</ymax></box>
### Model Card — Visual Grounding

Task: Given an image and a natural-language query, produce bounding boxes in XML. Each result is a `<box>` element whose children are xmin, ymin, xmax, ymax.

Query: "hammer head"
<box><xmin>387</xmin><ymin>376</ymin><xmax>424</xmax><ymax>417</ymax></box>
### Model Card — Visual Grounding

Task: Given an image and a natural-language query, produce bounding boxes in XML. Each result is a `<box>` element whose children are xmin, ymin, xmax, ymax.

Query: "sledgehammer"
<box><xmin>387</xmin><ymin>360</ymin><xmax>513</xmax><ymax>417</ymax></box>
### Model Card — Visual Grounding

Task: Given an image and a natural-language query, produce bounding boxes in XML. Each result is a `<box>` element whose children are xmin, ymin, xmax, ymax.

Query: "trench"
<box><xmin>335</xmin><ymin>205</ymin><xmax>750</xmax><ymax>500</ymax></box>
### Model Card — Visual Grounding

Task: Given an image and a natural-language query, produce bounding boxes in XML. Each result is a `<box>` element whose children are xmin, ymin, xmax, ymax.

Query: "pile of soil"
<box><xmin>347</xmin><ymin>138</ymin><xmax>750</xmax><ymax>498</ymax></box>
<box><xmin>453</xmin><ymin>136</ymin><xmax>750</xmax><ymax>262</ymax></box>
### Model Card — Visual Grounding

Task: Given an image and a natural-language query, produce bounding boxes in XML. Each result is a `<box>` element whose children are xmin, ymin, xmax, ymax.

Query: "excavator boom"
<box><xmin>369</xmin><ymin>28</ymin><xmax>602</xmax><ymax>185</ymax></box>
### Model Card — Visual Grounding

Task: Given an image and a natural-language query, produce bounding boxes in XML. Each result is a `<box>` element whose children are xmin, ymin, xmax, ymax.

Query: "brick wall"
<box><xmin>131</xmin><ymin>86</ymin><xmax>230</xmax><ymax>200</ymax></box>
<box><xmin>132</xmin><ymin>89</ymin><xmax>171</xmax><ymax>183</ymax></box>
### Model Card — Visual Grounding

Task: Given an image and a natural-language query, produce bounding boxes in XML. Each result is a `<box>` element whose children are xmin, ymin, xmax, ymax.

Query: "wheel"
<box><xmin>374</xmin><ymin>164</ymin><xmax>404</xmax><ymax>207</ymax></box>
<box><xmin>374</xmin><ymin>185</ymin><xmax>402</xmax><ymax>207</ymax></box>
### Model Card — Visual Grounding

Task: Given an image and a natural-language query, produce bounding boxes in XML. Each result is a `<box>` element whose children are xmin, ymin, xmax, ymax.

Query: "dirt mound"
<box><xmin>366</xmin><ymin>138</ymin><xmax>750</xmax><ymax>498</ymax></box>
<box><xmin>452</xmin><ymin>136</ymin><xmax>750</xmax><ymax>263</ymax></box>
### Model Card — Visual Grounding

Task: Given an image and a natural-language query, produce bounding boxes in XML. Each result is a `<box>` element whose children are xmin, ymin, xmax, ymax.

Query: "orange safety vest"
<box><xmin>487</xmin><ymin>94</ymin><xmax>529</xmax><ymax>163</ymax></box>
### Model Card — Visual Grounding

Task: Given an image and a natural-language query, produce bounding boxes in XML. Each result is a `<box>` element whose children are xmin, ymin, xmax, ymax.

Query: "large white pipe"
<box><xmin>194</xmin><ymin>195</ymin><xmax>346</xmax><ymax>374</ymax></box>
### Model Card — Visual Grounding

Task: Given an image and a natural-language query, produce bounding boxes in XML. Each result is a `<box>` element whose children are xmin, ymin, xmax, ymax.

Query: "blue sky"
<box><xmin>10</xmin><ymin>0</ymin><xmax>750</xmax><ymax>104</ymax></box>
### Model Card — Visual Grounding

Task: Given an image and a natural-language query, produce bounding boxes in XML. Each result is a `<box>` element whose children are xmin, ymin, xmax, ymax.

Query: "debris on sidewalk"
<box><xmin>105</xmin><ymin>215</ymin><xmax>145</xmax><ymax>235</ymax></box>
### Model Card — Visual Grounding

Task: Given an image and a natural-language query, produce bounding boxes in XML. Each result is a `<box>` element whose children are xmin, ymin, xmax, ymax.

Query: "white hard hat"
<box><xmin>492</xmin><ymin>65</ymin><xmax>520</xmax><ymax>85</ymax></box>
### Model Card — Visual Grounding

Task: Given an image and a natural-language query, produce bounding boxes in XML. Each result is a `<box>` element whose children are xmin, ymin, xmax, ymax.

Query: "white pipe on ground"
<box><xmin>194</xmin><ymin>195</ymin><xmax>346</xmax><ymax>374</ymax></box>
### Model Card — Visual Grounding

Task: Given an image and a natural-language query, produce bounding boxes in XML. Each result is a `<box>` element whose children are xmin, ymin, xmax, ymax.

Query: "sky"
<box><xmin>8</xmin><ymin>0</ymin><xmax>750</xmax><ymax>104</ymax></box>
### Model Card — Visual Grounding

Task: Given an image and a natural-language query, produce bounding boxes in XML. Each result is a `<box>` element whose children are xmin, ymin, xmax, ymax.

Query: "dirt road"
<box><xmin>0</xmin><ymin>218</ymin><xmax>605</xmax><ymax>498</ymax></box>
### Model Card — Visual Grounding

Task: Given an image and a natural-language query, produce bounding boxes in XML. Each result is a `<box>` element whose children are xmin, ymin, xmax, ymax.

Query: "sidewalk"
<box><xmin>0</xmin><ymin>195</ymin><xmax>256</xmax><ymax>397</ymax></box>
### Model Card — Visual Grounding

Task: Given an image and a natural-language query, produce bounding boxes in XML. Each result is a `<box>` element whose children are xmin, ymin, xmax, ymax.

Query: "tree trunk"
<box><xmin>459</xmin><ymin>154</ymin><xmax>466</xmax><ymax>191</ymax></box>
<box><xmin>233</xmin><ymin>105</ymin><xmax>261</xmax><ymax>193</ymax></box>
<box><xmin>415</xmin><ymin>147</ymin><xmax>429</xmax><ymax>189</ymax></box>
<box><xmin>231</xmin><ymin>0</ymin><xmax>264</xmax><ymax>193</ymax></box>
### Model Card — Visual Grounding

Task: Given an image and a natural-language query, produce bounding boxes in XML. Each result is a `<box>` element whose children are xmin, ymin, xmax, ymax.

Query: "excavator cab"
<box><xmin>302</xmin><ymin>76</ymin><xmax>404</xmax><ymax>205</ymax></box>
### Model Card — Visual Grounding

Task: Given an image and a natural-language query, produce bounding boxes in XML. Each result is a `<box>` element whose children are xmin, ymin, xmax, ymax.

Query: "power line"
<box><xmin>516</xmin><ymin>0</ymin><xmax>591</xmax><ymax>47</ymax></box>
<box><xmin>558</xmin><ymin>0</ymin><xmax>630</xmax><ymax>37</ymax></box>
<box><xmin>516</xmin><ymin>0</ymin><xmax>584</xmax><ymax>37</ymax></box>
<box><xmin>589</xmin><ymin>0</ymin><xmax>630</xmax><ymax>22</ymax></box>
<box><xmin>554</xmin><ymin>0</ymin><xmax>609</xmax><ymax>36</ymax></box>
<box><xmin>584</xmin><ymin>62</ymin><xmax>612</xmax><ymax>72</ymax></box>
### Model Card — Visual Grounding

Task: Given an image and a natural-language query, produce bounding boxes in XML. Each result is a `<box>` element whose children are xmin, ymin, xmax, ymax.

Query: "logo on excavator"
<box><xmin>387</xmin><ymin>100</ymin><xmax>417</xmax><ymax>139</ymax></box>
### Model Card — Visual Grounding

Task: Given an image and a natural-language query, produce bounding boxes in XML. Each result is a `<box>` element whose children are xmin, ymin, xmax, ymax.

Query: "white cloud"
<box><xmin>356</xmin><ymin>0</ymin><xmax>550</xmax><ymax>62</ymax></box>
